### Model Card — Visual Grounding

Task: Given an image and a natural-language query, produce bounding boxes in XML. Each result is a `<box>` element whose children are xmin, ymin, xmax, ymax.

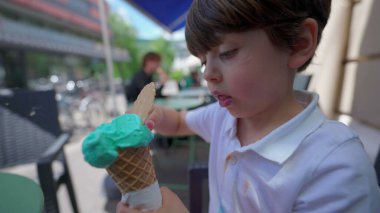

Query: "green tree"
<box><xmin>149</xmin><ymin>37</ymin><xmax>175</xmax><ymax>72</ymax></box>
<box><xmin>108</xmin><ymin>13</ymin><xmax>139</xmax><ymax>81</ymax></box>
<box><xmin>108</xmin><ymin>12</ymin><xmax>175</xmax><ymax>83</ymax></box>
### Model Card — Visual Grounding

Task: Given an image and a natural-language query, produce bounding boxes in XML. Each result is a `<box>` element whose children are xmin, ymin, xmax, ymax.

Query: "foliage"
<box><xmin>170</xmin><ymin>70</ymin><xmax>184</xmax><ymax>81</ymax></box>
<box><xmin>108</xmin><ymin>15</ymin><xmax>176</xmax><ymax>85</ymax></box>
<box><xmin>108</xmin><ymin>13</ymin><xmax>139</xmax><ymax>81</ymax></box>
<box><xmin>148</xmin><ymin>37</ymin><xmax>175</xmax><ymax>72</ymax></box>
<box><xmin>108</xmin><ymin>13</ymin><xmax>176</xmax><ymax>83</ymax></box>
<box><xmin>26</xmin><ymin>53</ymin><xmax>99</xmax><ymax>78</ymax></box>
<box><xmin>26</xmin><ymin>52</ymin><xmax>54</xmax><ymax>78</ymax></box>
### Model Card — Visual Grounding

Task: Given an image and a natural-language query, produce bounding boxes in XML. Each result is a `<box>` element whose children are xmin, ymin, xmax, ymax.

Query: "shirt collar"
<box><xmin>224</xmin><ymin>110</ymin><xmax>236</xmax><ymax>139</ymax></box>
<box><xmin>223</xmin><ymin>91</ymin><xmax>326</xmax><ymax>164</ymax></box>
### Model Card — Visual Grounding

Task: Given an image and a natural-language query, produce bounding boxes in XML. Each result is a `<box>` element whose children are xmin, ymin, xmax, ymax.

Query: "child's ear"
<box><xmin>288</xmin><ymin>18</ymin><xmax>318</xmax><ymax>69</ymax></box>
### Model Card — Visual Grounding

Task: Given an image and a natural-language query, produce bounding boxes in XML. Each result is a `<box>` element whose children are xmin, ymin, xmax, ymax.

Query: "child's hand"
<box><xmin>126</xmin><ymin>104</ymin><xmax>162</xmax><ymax>131</ymax></box>
<box><xmin>145</xmin><ymin>105</ymin><xmax>164</xmax><ymax>131</ymax></box>
<box><xmin>116</xmin><ymin>187</ymin><xmax>189</xmax><ymax>213</ymax></box>
<box><xmin>144</xmin><ymin>105</ymin><xmax>192</xmax><ymax>136</ymax></box>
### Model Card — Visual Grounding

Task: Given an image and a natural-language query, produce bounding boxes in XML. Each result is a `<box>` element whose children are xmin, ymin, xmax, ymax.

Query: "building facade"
<box><xmin>0</xmin><ymin>0</ymin><xmax>128</xmax><ymax>88</ymax></box>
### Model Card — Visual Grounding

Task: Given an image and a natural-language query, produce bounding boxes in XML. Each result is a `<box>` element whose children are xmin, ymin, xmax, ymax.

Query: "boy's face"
<box><xmin>199</xmin><ymin>29</ymin><xmax>295</xmax><ymax>118</ymax></box>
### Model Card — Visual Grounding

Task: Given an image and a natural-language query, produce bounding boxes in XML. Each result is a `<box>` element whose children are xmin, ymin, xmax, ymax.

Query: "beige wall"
<box><xmin>307</xmin><ymin>0</ymin><xmax>353</xmax><ymax>118</ymax></box>
<box><xmin>308</xmin><ymin>0</ymin><xmax>380</xmax><ymax>128</ymax></box>
<box><xmin>340</xmin><ymin>0</ymin><xmax>380</xmax><ymax>127</ymax></box>
<box><xmin>350</xmin><ymin>61</ymin><xmax>380</xmax><ymax>127</ymax></box>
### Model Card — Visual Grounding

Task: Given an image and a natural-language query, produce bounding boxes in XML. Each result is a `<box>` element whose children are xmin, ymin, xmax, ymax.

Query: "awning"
<box><xmin>124</xmin><ymin>0</ymin><xmax>192</xmax><ymax>32</ymax></box>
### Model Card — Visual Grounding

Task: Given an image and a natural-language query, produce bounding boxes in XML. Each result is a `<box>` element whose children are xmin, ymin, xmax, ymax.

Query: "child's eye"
<box><xmin>219</xmin><ymin>49</ymin><xmax>238</xmax><ymax>60</ymax></box>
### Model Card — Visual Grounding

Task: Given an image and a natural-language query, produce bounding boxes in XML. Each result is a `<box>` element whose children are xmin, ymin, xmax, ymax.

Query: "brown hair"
<box><xmin>142</xmin><ymin>52</ymin><xmax>161</xmax><ymax>67</ymax></box>
<box><xmin>185</xmin><ymin>0</ymin><xmax>331</xmax><ymax>71</ymax></box>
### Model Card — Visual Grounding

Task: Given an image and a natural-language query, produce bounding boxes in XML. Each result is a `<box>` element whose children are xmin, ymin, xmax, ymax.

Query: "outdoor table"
<box><xmin>155</xmin><ymin>96</ymin><xmax>205</xmax><ymax>111</ymax></box>
<box><xmin>155</xmin><ymin>96</ymin><xmax>207</xmax><ymax>164</ymax></box>
<box><xmin>0</xmin><ymin>172</ymin><xmax>44</xmax><ymax>213</ymax></box>
<box><xmin>177</xmin><ymin>87</ymin><xmax>210</xmax><ymax>98</ymax></box>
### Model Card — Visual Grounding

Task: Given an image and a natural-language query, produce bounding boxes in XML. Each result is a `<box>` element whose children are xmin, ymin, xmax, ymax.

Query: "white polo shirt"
<box><xmin>186</xmin><ymin>91</ymin><xmax>380</xmax><ymax>213</ymax></box>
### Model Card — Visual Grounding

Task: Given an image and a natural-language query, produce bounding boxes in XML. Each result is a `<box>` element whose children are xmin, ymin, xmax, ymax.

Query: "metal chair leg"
<box><xmin>62</xmin><ymin>154</ymin><xmax>79</xmax><ymax>213</ymax></box>
<box><xmin>189</xmin><ymin>163</ymin><xmax>208</xmax><ymax>213</ymax></box>
<box><xmin>37</xmin><ymin>163</ymin><xmax>60</xmax><ymax>213</ymax></box>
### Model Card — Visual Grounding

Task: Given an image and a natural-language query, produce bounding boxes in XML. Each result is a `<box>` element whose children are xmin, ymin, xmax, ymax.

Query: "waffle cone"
<box><xmin>107</xmin><ymin>82</ymin><xmax>157</xmax><ymax>194</ymax></box>
<box><xmin>106</xmin><ymin>146</ymin><xmax>156</xmax><ymax>194</ymax></box>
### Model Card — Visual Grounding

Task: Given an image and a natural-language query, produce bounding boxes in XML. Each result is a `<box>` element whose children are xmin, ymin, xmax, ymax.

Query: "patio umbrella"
<box><xmin>124</xmin><ymin>0</ymin><xmax>192</xmax><ymax>32</ymax></box>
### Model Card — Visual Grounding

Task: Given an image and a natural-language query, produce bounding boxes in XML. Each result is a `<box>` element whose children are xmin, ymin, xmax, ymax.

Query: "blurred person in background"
<box><xmin>180</xmin><ymin>68</ymin><xmax>202</xmax><ymax>89</ymax></box>
<box><xmin>189</xmin><ymin>69</ymin><xmax>201</xmax><ymax>88</ymax></box>
<box><xmin>126</xmin><ymin>52</ymin><xmax>169</xmax><ymax>103</ymax></box>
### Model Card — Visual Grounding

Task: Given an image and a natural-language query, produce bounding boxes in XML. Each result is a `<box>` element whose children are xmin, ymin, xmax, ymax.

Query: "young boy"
<box><xmin>119</xmin><ymin>0</ymin><xmax>380</xmax><ymax>212</ymax></box>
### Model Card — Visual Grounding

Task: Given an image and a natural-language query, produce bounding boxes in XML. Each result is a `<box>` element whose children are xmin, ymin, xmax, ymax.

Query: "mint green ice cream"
<box><xmin>82</xmin><ymin>114</ymin><xmax>154</xmax><ymax>168</ymax></box>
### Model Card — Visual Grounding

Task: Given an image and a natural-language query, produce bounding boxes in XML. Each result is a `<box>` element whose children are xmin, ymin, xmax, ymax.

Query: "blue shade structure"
<box><xmin>124</xmin><ymin>0</ymin><xmax>192</xmax><ymax>32</ymax></box>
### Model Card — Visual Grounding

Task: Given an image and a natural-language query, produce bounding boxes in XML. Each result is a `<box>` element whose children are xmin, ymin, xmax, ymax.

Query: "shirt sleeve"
<box><xmin>293</xmin><ymin>138</ymin><xmax>380</xmax><ymax>213</ymax></box>
<box><xmin>185</xmin><ymin>102</ymin><xmax>221</xmax><ymax>143</ymax></box>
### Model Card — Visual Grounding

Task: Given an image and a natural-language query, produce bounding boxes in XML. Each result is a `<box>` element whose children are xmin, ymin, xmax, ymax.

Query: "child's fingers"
<box><xmin>159</xmin><ymin>187</ymin><xmax>189</xmax><ymax>213</ymax></box>
<box><xmin>145</xmin><ymin>119</ymin><xmax>155</xmax><ymax>131</ymax></box>
<box><xmin>145</xmin><ymin>105</ymin><xmax>163</xmax><ymax>130</ymax></box>
<box><xmin>116</xmin><ymin>202</ymin><xmax>129</xmax><ymax>213</ymax></box>
<box><xmin>116</xmin><ymin>202</ymin><xmax>145</xmax><ymax>213</ymax></box>
<box><xmin>160</xmin><ymin>186</ymin><xmax>175</xmax><ymax>199</ymax></box>
<box><xmin>160</xmin><ymin>186</ymin><xmax>182</xmax><ymax>205</ymax></box>
<box><xmin>116</xmin><ymin>202</ymin><xmax>125</xmax><ymax>213</ymax></box>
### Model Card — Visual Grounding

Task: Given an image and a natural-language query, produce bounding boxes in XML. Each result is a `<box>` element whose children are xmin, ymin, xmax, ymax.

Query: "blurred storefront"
<box><xmin>0</xmin><ymin>0</ymin><xmax>128</xmax><ymax>88</ymax></box>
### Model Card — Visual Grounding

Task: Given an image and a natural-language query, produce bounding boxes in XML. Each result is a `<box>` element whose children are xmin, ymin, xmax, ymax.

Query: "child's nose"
<box><xmin>203</xmin><ymin>64</ymin><xmax>222</xmax><ymax>83</ymax></box>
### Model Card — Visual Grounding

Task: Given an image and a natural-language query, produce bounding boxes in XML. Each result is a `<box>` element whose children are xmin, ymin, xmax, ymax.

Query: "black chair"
<box><xmin>375</xmin><ymin>150</ymin><xmax>380</xmax><ymax>186</ymax></box>
<box><xmin>0</xmin><ymin>89</ymin><xmax>79</xmax><ymax>213</ymax></box>
<box><xmin>188</xmin><ymin>162</ymin><xmax>209</xmax><ymax>213</ymax></box>
<box><xmin>188</xmin><ymin>74</ymin><xmax>313</xmax><ymax>212</ymax></box>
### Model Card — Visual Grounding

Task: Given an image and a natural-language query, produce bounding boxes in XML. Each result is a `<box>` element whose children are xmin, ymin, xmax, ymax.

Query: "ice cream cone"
<box><xmin>106</xmin><ymin>146</ymin><xmax>156</xmax><ymax>194</ymax></box>
<box><xmin>104</xmin><ymin>82</ymin><xmax>161</xmax><ymax>210</ymax></box>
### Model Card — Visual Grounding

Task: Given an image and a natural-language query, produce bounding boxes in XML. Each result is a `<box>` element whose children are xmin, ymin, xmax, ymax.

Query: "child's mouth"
<box><xmin>217</xmin><ymin>95</ymin><xmax>232</xmax><ymax>107</ymax></box>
